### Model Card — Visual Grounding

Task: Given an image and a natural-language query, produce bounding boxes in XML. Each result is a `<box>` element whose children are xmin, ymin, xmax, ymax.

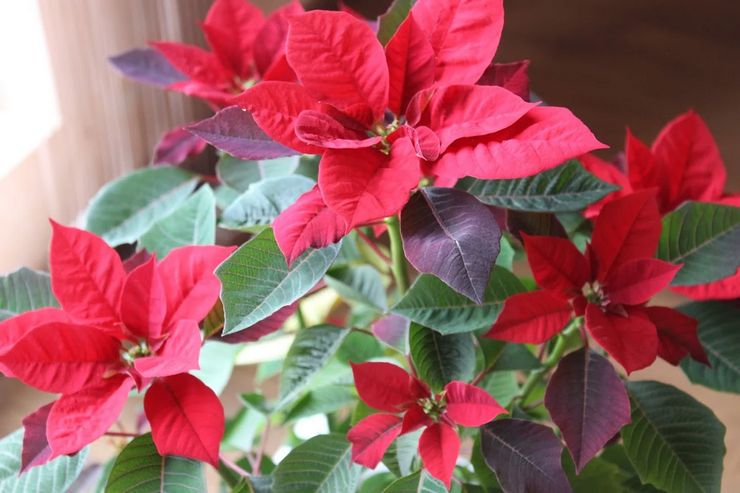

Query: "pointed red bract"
<box><xmin>605</xmin><ymin>258</ymin><xmax>681</xmax><ymax>305</ymax></box>
<box><xmin>273</xmin><ymin>187</ymin><xmax>348</xmax><ymax>265</ymax></box>
<box><xmin>294</xmin><ymin>110</ymin><xmax>381</xmax><ymax>149</ymax></box>
<box><xmin>351</xmin><ymin>361</ymin><xmax>422</xmax><ymax>413</ymax></box>
<box><xmin>400</xmin><ymin>404</ymin><xmax>432</xmax><ymax>434</ymax></box>
<box><xmin>0</xmin><ymin>308</ymin><xmax>70</xmax><ymax>359</ymax></box>
<box><xmin>201</xmin><ymin>0</ymin><xmax>264</xmax><ymax>78</ymax></box>
<box><xmin>21</xmin><ymin>403</ymin><xmax>53</xmax><ymax>472</ymax></box>
<box><xmin>443</xmin><ymin>381</ymin><xmax>506</xmax><ymax>427</ymax></box>
<box><xmin>145</xmin><ymin>373</ymin><xmax>225</xmax><ymax>467</ymax></box>
<box><xmin>419</xmin><ymin>422</ymin><xmax>460</xmax><ymax>488</ymax></box>
<box><xmin>253</xmin><ymin>2</ymin><xmax>303</xmax><ymax>78</ymax></box>
<box><xmin>486</xmin><ymin>291</ymin><xmax>572</xmax><ymax>344</ymax></box>
<box><xmin>49</xmin><ymin>221</ymin><xmax>126</xmax><ymax>335</ymax></box>
<box><xmin>644</xmin><ymin>306</ymin><xmax>708</xmax><ymax>365</ymax></box>
<box><xmin>585</xmin><ymin>305</ymin><xmax>658</xmax><ymax>374</ymax></box>
<box><xmin>47</xmin><ymin>375</ymin><xmax>132</xmax><ymax>458</ymax></box>
<box><xmin>134</xmin><ymin>320</ymin><xmax>202</xmax><ymax>378</ymax></box>
<box><xmin>120</xmin><ymin>257</ymin><xmax>167</xmax><ymax>340</ymax></box>
<box><xmin>347</xmin><ymin>413</ymin><xmax>403</xmax><ymax>469</ymax></box>
<box><xmin>522</xmin><ymin>233</ymin><xmax>589</xmax><ymax>296</ymax></box>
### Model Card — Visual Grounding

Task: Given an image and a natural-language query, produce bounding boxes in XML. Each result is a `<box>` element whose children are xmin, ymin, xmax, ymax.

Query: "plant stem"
<box><xmin>104</xmin><ymin>431</ymin><xmax>139</xmax><ymax>438</ymax></box>
<box><xmin>254</xmin><ymin>420</ymin><xmax>271</xmax><ymax>476</ymax></box>
<box><xmin>220</xmin><ymin>453</ymin><xmax>251</xmax><ymax>478</ymax></box>
<box><xmin>296</xmin><ymin>303</ymin><xmax>307</xmax><ymax>329</ymax></box>
<box><xmin>385</xmin><ymin>215</ymin><xmax>408</xmax><ymax>294</ymax></box>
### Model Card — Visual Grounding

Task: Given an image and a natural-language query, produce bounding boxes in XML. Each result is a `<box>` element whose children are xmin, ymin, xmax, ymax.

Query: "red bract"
<box><xmin>581</xmin><ymin>111</ymin><xmax>740</xmax><ymax>300</ymax></box>
<box><xmin>151</xmin><ymin>0</ymin><xmax>303</xmax><ymax>107</ymax></box>
<box><xmin>235</xmin><ymin>0</ymin><xmax>604</xmax><ymax>262</ymax></box>
<box><xmin>485</xmin><ymin>191</ymin><xmax>709</xmax><ymax>373</ymax></box>
<box><xmin>0</xmin><ymin>222</ymin><xmax>234</xmax><ymax>468</ymax></box>
<box><xmin>347</xmin><ymin>361</ymin><xmax>506</xmax><ymax>487</ymax></box>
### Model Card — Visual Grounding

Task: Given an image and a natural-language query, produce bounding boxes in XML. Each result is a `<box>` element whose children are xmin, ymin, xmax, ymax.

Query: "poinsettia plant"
<box><xmin>0</xmin><ymin>0</ymin><xmax>737</xmax><ymax>491</ymax></box>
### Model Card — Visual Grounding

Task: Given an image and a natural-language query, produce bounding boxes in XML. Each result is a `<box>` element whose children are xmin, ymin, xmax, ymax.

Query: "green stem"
<box><xmin>296</xmin><ymin>304</ymin><xmax>307</xmax><ymax>330</ymax></box>
<box><xmin>385</xmin><ymin>215</ymin><xmax>409</xmax><ymax>294</ymax></box>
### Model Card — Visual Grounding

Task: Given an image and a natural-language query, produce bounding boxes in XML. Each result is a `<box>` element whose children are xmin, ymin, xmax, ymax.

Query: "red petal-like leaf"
<box><xmin>522</xmin><ymin>233</ymin><xmax>589</xmax><ymax>297</ymax></box>
<box><xmin>408</xmin><ymin>85</ymin><xmax>536</xmax><ymax>152</ymax></box>
<box><xmin>579</xmin><ymin>153</ymin><xmax>632</xmax><ymax>218</ymax></box>
<box><xmin>254</xmin><ymin>1</ymin><xmax>303</xmax><ymax>77</ymax></box>
<box><xmin>443</xmin><ymin>381</ymin><xmax>506</xmax><ymax>427</ymax></box>
<box><xmin>351</xmin><ymin>361</ymin><xmax>420</xmax><ymax>412</ymax></box>
<box><xmin>153</xmin><ymin>127</ymin><xmax>207</xmax><ymax>166</ymax></box>
<box><xmin>625</xmin><ymin>129</ymin><xmax>667</xmax><ymax>205</ymax></box>
<box><xmin>480</xmin><ymin>419</ymin><xmax>571</xmax><ymax>493</ymax></box>
<box><xmin>109</xmin><ymin>48</ymin><xmax>187</xmax><ymax>87</ymax></box>
<box><xmin>400</xmin><ymin>187</ymin><xmax>501</xmax><ymax>303</ymax></box>
<box><xmin>187</xmin><ymin>106</ymin><xmax>299</xmax><ymax>160</ymax></box>
<box><xmin>21</xmin><ymin>403</ymin><xmax>53</xmax><ymax>472</ymax></box>
<box><xmin>644</xmin><ymin>306</ymin><xmax>708</xmax><ymax>365</ymax></box>
<box><xmin>401</xmin><ymin>404</ymin><xmax>432</xmax><ymax>434</ymax></box>
<box><xmin>605</xmin><ymin>258</ymin><xmax>681</xmax><ymax>306</ymax></box>
<box><xmin>545</xmin><ymin>348</ymin><xmax>631</xmax><ymax>472</ymax></box>
<box><xmin>47</xmin><ymin>375</ymin><xmax>132</xmax><ymax>457</ymax></box>
<box><xmin>202</xmin><ymin>0</ymin><xmax>264</xmax><ymax>78</ymax></box>
<box><xmin>50</xmin><ymin>221</ymin><xmax>126</xmax><ymax>335</ymax></box>
<box><xmin>286</xmin><ymin>11</ymin><xmax>389</xmax><ymax>119</ymax></box>
<box><xmin>347</xmin><ymin>413</ymin><xmax>403</xmax><ymax>468</ymax></box>
<box><xmin>134</xmin><ymin>320</ymin><xmax>201</xmax><ymax>378</ymax></box>
<box><xmin>273</xmin><ymin>187</ymin><xmax>348</xmax><ymax>265</ymax></box>
<box><xmin>0</xmin><ymin>323</ymin><xmax>121</xmax><ymax>394</ymax></box>
<box><xmin>477</xmin><ymin>60</ymin><xmax>531</xmax><ymax>101</ymax></box>
<box><xmin>319</xmin><ymin>137</ymin><xmax>421</xmax><ymax>228</ymax></box>
<box><xmin>294</xmin><ymin>110</ymin><xmax>381</xmax><ymax>149</ymax></box>
<box><xmin>120</xmin><ymin>257</ymin><xmax>167</xmax><ymax>340</ymax></box>
<box><xmin>411</xmin><ymin>0</ymin><xmax>504</xmax><ymax>86</ymax></box>
<box><xmin>485</xmin><ymin>291</ymin><xmax>572</xmax><ymax>344</ymax></box>
<box><xmin>385</xmin><ymin>12</ymin><xmax>435</xmax><ymax>116</ymax></box>
<box><xmin>585</xmin><ymin>304</ymin><xmax>658</xmax><ymax>374</ymax></box>
<box><xmin>158</xmin><ymin>245</ymin><xmax>235</xmax><ymax>329</ymax></box>
<box><xmin>590</xmin><ymin>190</ymin><xmax>662</xmax><ymax>281</ymax></box>
<box><xmin>419</xmin><ymin>422</ymin><xmax>460</xmax><ymax>488</ymax></box>
<box><xmin>145</xmin><ymin>374</ymin><xmax>225</xmax><ymax>466</ymax></box>
<box><xmin>432</xmin><ymin>106</ymin><xmax>606</xmax><ymax>180</ymax></box>
<box><xmin>0</xmin><ymin>308</ymin><xmax>70</xmax><ymax>355</ymax></box>
<box><xmin>150</xmin><ymin>41</ymin><xmax>231</xmax><ymax>86</ymax></box>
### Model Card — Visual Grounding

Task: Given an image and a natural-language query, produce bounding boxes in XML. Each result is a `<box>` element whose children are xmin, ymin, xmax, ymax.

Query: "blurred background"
<box><xmin>0</xmin><ymin>0</ymin><xmax>738</xmax><ymax>489</ymax></box>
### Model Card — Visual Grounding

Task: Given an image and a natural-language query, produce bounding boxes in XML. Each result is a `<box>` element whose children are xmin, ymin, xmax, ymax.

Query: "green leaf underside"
<box><xmin>410</xmin><ymin>324</ymin><xmax>476</xmax><ymax>390</ymax></box>
<box><xmin>382</xmin><ymin>470</ymin><xmax>447</xmax><ymax>493</ymax></box>
<box><xmin>104</xmin><ymin>433</ymin><xmax>205</xmax><ymax>493</ymax></box>
<box><xmin>271</xmin><ymin>434</ymin><xmax>361</xmax><ymax>493</ymax></box>
<box><xmin>377</xmin><ymin>0</ymin><xmax>413</xmax><ymax>45</ymax></box>
<box><xmin>217</xmin><ymin>155</ymin><xmax>299</xmax><ymax>193</ymax></box>
<box><xmin>85</xmin><ymin>166</ymin><xmax>198</xmax><ymax>246</ymax></box>
<box><xmin>0</xmin><ymin>267</ymin><xmax>57</xmax><ymax>321</ymax></box>
<box><xmin>658</xmin><ymin>202</ymin><xmax>740</xmax><ymax>285</ymax></box>
<box><xmin>217</xmin><ymin>229</ymin><xmax>341</xmax><ymax>335</ymax></box>
<box><xmin>458</xmin><ymin>160</ymin><xmax>618</xmax><ymax>212</ymax></box>
<box><xmin>622</xmin><ymin>381</ymin><xmax>725</xmax><ymax>493</ymax></box>
<box><xmin>325</xmin><ymin>265</ymin><xmax>387</xmax><ymax>310</ymax></box>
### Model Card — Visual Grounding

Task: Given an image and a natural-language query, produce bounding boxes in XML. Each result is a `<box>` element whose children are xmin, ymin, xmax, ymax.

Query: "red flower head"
<box><xmin>580</xmin><ymin>111</ymin><xmax>740</xmax><ymax>300</ymax></box>
<box><xmin>151</xmin><ymin>0</ymin><xmax>304</xmax><ymax>107</ymax></box>
<box><xmin>347</xmin><ymin>361</ymin><xmax>506</xmax><ymax>487</ymax></box>
<box><xmin>485</xmin><ymin>191</ymin><xmax>709</xmax><ymax>373</ymax></box>
<box><xmin>235</xmin><ymin>0</ymin><xmax>605</xmax><ymax>263</ymax></box>
<box><xmin>0</xmin><ymin>222</ymin><xmax>234</xmax><ymax>470</ymax></box>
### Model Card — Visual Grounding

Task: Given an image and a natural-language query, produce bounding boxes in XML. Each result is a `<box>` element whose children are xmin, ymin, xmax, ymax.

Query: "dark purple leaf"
<box><xmin>108</xmin><ymin>48</ymin><xmax>186</xmax><ymax>87</ymax></box>
<box><xmin>21</xmin><ymin>402</ymin><xmax>54</xmax><ymax>472</ymax></box>
<box><xmin>477</xmin><ymin>60</ymin><xmax>531</xmax><ymax>101</ymax></box>
<box><xmin>218</xmin><ymin>302</ymin><xmax>298</xmax><ymax>344</ymax></box>
<box><xmin>401</xmin><ymin>187</ymin><xmax>501</xmax><ymax>304</ymax></box>
<box><xmin>153</xmin><ymin>127</ymin><xmax>207</xmax><ymax>165</ymax></box>
<box><xmin>371</xmin><ymin>314</ymin><xmax>410</xmax><ymax>353</ymax></box>
<box><xmin>480</xmin><ymin>419</ymin><xmax>572</xmax><ymax>493</ymax></box>
<box><xmin>544</xmin><ymin>348</ymin><xmax>631</xmax><ymax>472</ymax></box>
<box><xmin>506</xmin><ymin>210</ymin><xmax>567</xmax><ymax>241</ymax></box>
<box><xmin>187</xmin><ymin>106</ymin><xmax>299</xmax><ymax>160</ymax></box>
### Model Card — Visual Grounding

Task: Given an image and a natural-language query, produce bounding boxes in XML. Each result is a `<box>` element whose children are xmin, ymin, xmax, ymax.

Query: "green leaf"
<box><xmin>496</xmin><ymin>236</ymin><xmax>515</xmax><ymax>270</ymax></box>
<box><xmin>679</xmin><ymin>301</ymin><xmax>740</xmax><ymax>393</ymax></box>
<box><xmin>479</xmin><ymin>340</ymin><xmax>541</xmax><ymax>372</ymax></box>
<box><xmin>393</xmin><ymin>267</ymin><xmax>525</xmax><ymax>334</ymax></box>
<box><xmin>217</xmin><ymin>155</ymin><xmax>299</xmax><ymax>193</ymax></box>
<box><xmin>139</xmin><ymin>184</ymin><xmax>216</xmax><ymax>256</ymax></box>
<box><xmin>360</xmin><ymin>473</ymin><xmax>397</xmax><ymax>493</ymax></box>
<box><xmin>0</xmin><ymin>429</ymin><xmax>87</xmax><ymax>492</ymax></box>
<box><xmin>220</xmin><ymin>176</ymin><xmax>315</xmax><ymax>231</ymax></box>
<box><xmin>325</xmin><ymin>265</ymin><xmax>387</xmax><ymax>310</ymax></box>
<box><xmin>562</xmin><ymin>452</ymin><xmax>628</xmax><ymax>493</ymax></box>
<box><xmin>191</xmin><ymin>340</ymin><xmax>240</xmax><ymax>395</ymax></box>
<box><xmin>284</xmin><ymin>385</ymin><xmax>357</xmax><ymax>422</ymax></box>
<box><xmin>279</xmin><ymin>325</ymin><xmax>349</xmax><ymax>407</ymax></box>
<box><xmin>658</xmin><ymin>202</ymin><xmax>740</xmax><ymax>285</ymax></box>
<box><xmin>410</xmin><ymin>324</ymin><xmax>476</xmax><ymax>390</ymax></box>
<box><xmin>383</xmin><ymin>470</ymin><xmax>448</xmax><ymax>493</ymax></box>
<box><xmin>622</xmin><ymin>381</ymin><xmax>725</xmax><ymax>493</ymax></box>
<box><xmin>217</xmin><ymin>229</ymin><xmax>341</xmax><ymax>335</ymax></box>
<box><xmin>0</xmin><ymin>267</ymin><xmax>57</xmax><ymax>320</ymax></box>
<box><xmin>479</xmin><ymin>371</ymin><xmax>519</xmax><ymax>408</ymax></box>
<box><xmin>272</xmin><ymin>434</ymin><xmax>361</xmax><ymax>493</ymax></box>
<box><xmin>458</xmin><ymin>160</ymin><xmax>617</xmax><ymax>212</ymax></box>
<box><xmin>383</xmin><ymin>430</ymin><xmax>421</xmax><ymax>478</ymax></box>
<box><xmin>336</xmin><ymin>331</ymin><xmax>384</xmax><ymax>365</ymax></box>
<box><xmin>223</xmin><ymin>407</ymin><xmax>266</xmax><ymax>452</ymax></box>
<box><xmin>377</xmin><ymin>0</ymin><xmax>412</xmax><ymax>45</ymax></box>
<box><xmin>85</xmin><ymin>166</ymin><xmax>198</xmax><ymax>245</ymax></box>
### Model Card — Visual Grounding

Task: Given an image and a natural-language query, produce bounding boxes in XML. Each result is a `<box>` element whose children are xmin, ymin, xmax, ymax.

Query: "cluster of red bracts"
<box><xmin>0</xmin><ymin>222</ymin><xmax>233</xmax><ymax>469</ymax></box>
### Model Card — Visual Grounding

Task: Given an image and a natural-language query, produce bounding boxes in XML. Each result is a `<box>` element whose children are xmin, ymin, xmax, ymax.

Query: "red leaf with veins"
<box><xmin>150</xmin><ymin>41</ymin><xmax>230</xmax><ymax>86</ymax></box>
<box><xmin>401</xmin><ymin>404</ymin><xmax>432</xmax><ymax>434</ymax></box>
<box><xmin>120</xmin><ymin>257</ymin><xmax>167</xmax><ymax>340</ymax></box>
<box><xmin>145</xmin><ymin>374</ymin><xmax>225</xmax><ymax>466</ymax></box>
<box><xmin>21</xmin><ymin>402</ymin><xmax>53</xmax><ymax>472</ymax></box>
<box><xmin>351</xmin><ymin>361</ymin><xmax>422</xmax><ymax>413</ymax></box>
<box><xmin>347</xmin><ymin>413</ymin><xmax>403</xmax><ymax>468</ymax></box>
<box><xmin>443</xmin><ymin>381</ymin><xmax>506</xmax><ymax>427</ymax></box>
<box><xmin>134</xmin><ymin>320</ymin><xmax>202</xmax><ymax>378</ymax></box>
<box><xmin>319</xmin><ymin>137</ymin><xmax>421</xmax><ymax>228</ymax></box>
<box><xmin>49</xmin><ymin>221</ymin><xmax>126</xmax><ymax>336</ymax></box>
<box><xmin>273</xmin><ymin>187</ymin><xmax>348</xmax><ymax>265</ymax></box>
<box><xmin>385</xmin><ymin>12</ymin><xmax>436</xmax><ymax>115</ymax></box>
<box><xmin>0</xmin><ymin>308</ymin><xmax>70</xmax><ymax>356</ymax></box>
<box><xmin>412</xmin><ymin>0</ymin><xmax>504</xmax><ymax>86</ymax></box>
<box><xmin>294</xmin><ymin>110</ymin><xmax>381</xmax><ymax>149</ymax></box>
<box><xmin>286</xmin><ymin>11</ymin><xmax>389</xmax><ymax>119</ymax></box>
<box><xmin>202</xmin><ymin>0</ymin><xmax>264</xmax><ymax>78</ymax></box>
<box><xmin>153</xmin><ymin>127</ymin><xmax>206</xmax><ymax>166</ymax></box>
<box><xmin>485</xmin><ymin>291</ymin><xmax>572</xmax><ymax>344</ymax></box>
<box><xmin>522</xmin><ymin>233</ymin><xmax>589</xmax><ymax>296</ymax></box>
<box><xmin>645</xmin><ymin>306</ymin><xmax>708</xmax><ymax>365</ymax></box>
<box><xmin>605</xmin><ymin>258</ymin><xmax>681</xmax><ymax>306</ymax></box>
<box><xmin>47</xmin><ymin>374</ymin><xmax>132</xmax><ymax>458</ymax></box>
<box><xmin>419</xmin><ymin>422</ymin><xmax>460</xmax><ymax>488</ymax></box>
<box><xmin>672</xmin><ymin>268</ymin><xmax>740</xmax><ymax>300</ymax></box>
<box><xmin>254</xmin><ymin>1</ymin><xmax>303</xmax><ymax>78</ymax></box>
